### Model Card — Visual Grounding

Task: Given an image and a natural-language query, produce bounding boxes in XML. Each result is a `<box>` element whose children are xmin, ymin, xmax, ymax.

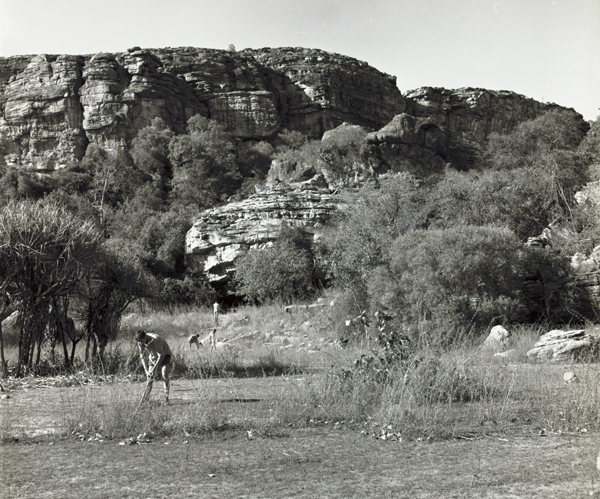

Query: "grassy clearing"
<box><xmin>2</xmin><ymin>299</ymin><xmax>600</xmax><ymax>444</ymax></box>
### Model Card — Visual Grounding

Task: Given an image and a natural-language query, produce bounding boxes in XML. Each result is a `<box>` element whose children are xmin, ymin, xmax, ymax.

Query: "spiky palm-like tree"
<box><xmin>0</xmin><ymin>200</ymin><xmax>102</xmax><ymax>376</ymax></box>
<box><xmin>79</xmin><ymin>243</ymin><xmax>155</xmax><ymax>366</ymax></box>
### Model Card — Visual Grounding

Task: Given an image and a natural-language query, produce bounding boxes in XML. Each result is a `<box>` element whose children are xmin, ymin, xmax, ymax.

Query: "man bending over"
<box><xmin>136</xmin><ymin>330</ymin><xmax>173</xmax><ymax>404</ymax></box>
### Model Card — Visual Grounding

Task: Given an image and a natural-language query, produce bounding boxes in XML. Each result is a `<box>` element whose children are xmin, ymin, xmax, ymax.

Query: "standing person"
<box><xmin>136</xmin><ymin>330</ymin><xmax>173</xmax><ymax>404</ymax></box>
<box><xmin>213</xmin><ymin>301</ymin><xmax>220</xmax><ymax>326</ymax></box>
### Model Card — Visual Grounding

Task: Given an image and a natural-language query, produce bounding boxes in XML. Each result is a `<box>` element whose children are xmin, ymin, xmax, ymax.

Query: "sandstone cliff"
<box><xmin>0</xmin><ymin>47</ymin><xmax>405</xmax><ymax>169</ymax></box>
<box><xmin>401</xmin><ymin>87</ymin><xmax>584</xmax><ymax>168</ymax></box>
<box><xmin>3</xmin><ymin>46</ymin><xmax>583</xmax><ymax>172</ymax></box>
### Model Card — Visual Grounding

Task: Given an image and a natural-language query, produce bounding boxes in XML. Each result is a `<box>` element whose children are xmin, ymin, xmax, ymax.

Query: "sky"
<box><xmin>1</xmin><ymin>0</ymin><xmax>599</xmax><ymax>120</ymax></box>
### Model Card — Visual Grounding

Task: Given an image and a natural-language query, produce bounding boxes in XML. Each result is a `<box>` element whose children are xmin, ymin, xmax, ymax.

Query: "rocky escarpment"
<box><xmin>241</xmin><ymin>48</ymin><xmax>406</xmax><ymax>137</ymax></box>
<box><xmin>363</xmin><ymin>113</ymin><xmax>450</xmax><ymax>177</ymax></box>
<box><xmin>1</xmin><ymin>47</ymin><xmax>588</xmax><ymax>174</ymax></box>
<box><xmin>400</xmin><ymin>87</ymin><xmax>586</xmax><ymax>169</ymax></box>
<box><xmin>185</xmin><ymin>180</ymin><xmax>337</xmax><ymax>287</ymax></box>
<box><xmin>0</xmin><ymin>47</ymin><xmax>405</xmax><ymax>170</ymax></box>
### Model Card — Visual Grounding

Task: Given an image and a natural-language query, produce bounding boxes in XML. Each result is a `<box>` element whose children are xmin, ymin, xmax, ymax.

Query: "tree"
<box><xmin>483</xmin><ymin>109</ymin><xmax>589</xmax><ymax>170</ymax></box>
<box><xmin>319</xmin><ymin>124</ymin><xmax>369</xmax><ymax>186</ymax></box>
<box><xmin>130</xmin><ymin>118</ymin><xmax>174</xmax><ymax>204</ymax></box>
<box><xmin>0</xmin><ymin>166</ymin><xmax>55</xmax><ymax>204</ymax></box>
<box><xmin>168</xmin><ymin>115</ymin><xmax>242</xmax><ymax>209</ymax></box>
<box><xmin>80</xmin><ymin>144</ymin><xmax>144</xmax><ymax>230</ymax></box>
<box><xmin>368</xmin><ymin>226</ymin><xmax>528</xmax><ymax>339</ymax></box>
<box><xmin>482</xmin><ymin>109</ymin><xmax>590</xmax><ymax>221</ymax></box>
<box><xmin>0</xmin><ymin>200</ymin><xmax>102</xmax><ymax>376</ymax></box>
<box><xmin>322</xmin><ymin>172</ymin><xmax>422</xmax><ymax>295</ymax></box>
<box><xmin>78</xmin><ymin>242</ymin><xmax>155</xmax><ymax>365</ymax></box>
<box><xmin>422</xmin><ymin>168</ymin><xmax>559</xmax><ymax>240</ymax></box>
<box><xmin>571</xmin><ymin>119</ymin><xmax>600</xmax><ymax>247</ymax></box>
<box><xmin>269</xmin><ymin>131</ymin><xmax>324</xmax><ymax>184</ymax></box>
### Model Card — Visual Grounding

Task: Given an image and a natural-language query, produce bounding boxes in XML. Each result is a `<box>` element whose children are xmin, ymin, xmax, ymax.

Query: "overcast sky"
<box><xmin>1</xmin><ymin>0</ymin><xmax>598</xmax><ymax>120</ymax></box>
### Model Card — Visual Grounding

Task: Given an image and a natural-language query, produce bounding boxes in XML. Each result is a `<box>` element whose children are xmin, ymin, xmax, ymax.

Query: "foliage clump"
<box><xmin>235</xmin><ymin>227</ymin><xmax>319</xmax><ymax>304</ymax></box>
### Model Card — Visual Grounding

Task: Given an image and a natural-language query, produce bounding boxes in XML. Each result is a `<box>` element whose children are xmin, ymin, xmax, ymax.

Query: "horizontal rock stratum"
<box><xmin>0</xmin><ymin>46</ymin><xmax>405</xmax><ymax>170</ymax></box>
<box><xmin>0</xmin><ymin>46</ymin><xmax>582</xmax><ymax>171</ymax></box>
<box><xmin>185</xmin><ymin>182</ymin><xmax>337</xmax><ymax>285</ymax></box>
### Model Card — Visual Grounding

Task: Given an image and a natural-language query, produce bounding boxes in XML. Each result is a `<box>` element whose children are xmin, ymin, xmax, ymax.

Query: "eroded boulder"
<box><xmin>526</xmin><ymin>329</ymin><xmax>600</xmax><ymax>362</ymax></box>
<box><xmin>185</xmin><ymin>183</ymin><xmax>338</xmax><ymax>287</ymax></box>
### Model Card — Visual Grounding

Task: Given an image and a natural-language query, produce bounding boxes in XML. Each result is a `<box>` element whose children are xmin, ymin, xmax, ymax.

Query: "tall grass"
<box><xmin>4</xmin><ymin>298</ymin><xmax>600</xmax><ymax>442</ymax></box>
<box><xmin>268</xmin><ymin>330</ymin><xmax>600</xmax><ymax>439</ymax></box>
<box><xmin>61</xmin><ymin>381</ymin><xmax>228</xmax><ymax>440</ymax></box>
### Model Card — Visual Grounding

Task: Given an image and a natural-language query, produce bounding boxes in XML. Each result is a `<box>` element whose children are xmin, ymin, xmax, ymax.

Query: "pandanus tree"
<box><xmin>79</xmin><ymin>241</ymin><xmax>155</xmax><ymax>366</ymax></box>
<box><xmin>0</xmin><ymin>200</ymin><xmax>102</xmax><ymax>376</ymax></box>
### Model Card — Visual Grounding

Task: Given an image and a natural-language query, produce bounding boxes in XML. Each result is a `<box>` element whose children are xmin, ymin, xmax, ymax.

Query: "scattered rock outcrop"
<box><xmin>527</xmin><ymin>329</ymin><xmax>600</xmax><ymax>362</ymax></box>
<box><xmin>185</xmin><ymin>181</ymin><xmax>337</xmax><ymax>287</ymax></box>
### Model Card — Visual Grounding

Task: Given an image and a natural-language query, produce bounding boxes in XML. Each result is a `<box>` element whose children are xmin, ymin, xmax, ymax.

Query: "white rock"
<box><xmin>483</xmin><ymin>325</ymin><xmax>511</xmax><ymax>352</ymax></box>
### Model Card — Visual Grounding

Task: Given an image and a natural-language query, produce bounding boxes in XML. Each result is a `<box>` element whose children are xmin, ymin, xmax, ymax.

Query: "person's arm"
<box><xmin>148</xmin><ymin>353</ymin><xmax>163</xmax><ymax>377</ymax></box>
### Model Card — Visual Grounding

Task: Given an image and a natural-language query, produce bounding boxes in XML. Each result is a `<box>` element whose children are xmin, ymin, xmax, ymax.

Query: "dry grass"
<box><xmin>2</xmin><ymin>420</ymin><xmax>599</xmax><ymax>498</ymax></box>
<box><xmin>2</xmin><ymin>298</ymin><xmax>600</xmax><ymax>442</ymax></box>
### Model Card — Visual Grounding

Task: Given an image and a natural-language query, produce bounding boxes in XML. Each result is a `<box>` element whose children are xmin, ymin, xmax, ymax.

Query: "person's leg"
<box><xmin>161</xmin><ymin>363</ymin><xmax>172</xmax><ymax>403</ymax></box>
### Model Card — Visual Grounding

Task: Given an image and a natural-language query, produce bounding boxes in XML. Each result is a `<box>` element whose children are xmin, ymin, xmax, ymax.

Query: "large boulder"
<box><xmin>482</xmin><ymin>325</ymin><xmax>511</xmax><ymax>353</ymax></box>
<box><xmin>526</xmin><ymin>329</ymin><xmax>600</xmax><ymax>362</ymax></box>
<box><xmin>185</xmin><ymin>183</ymin><xmax>338</xmax><ymax>287</ymax></box>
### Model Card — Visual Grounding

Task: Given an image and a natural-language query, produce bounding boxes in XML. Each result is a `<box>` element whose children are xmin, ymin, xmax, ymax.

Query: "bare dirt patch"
<box><xmin>2</xmin><ymin>428</ymin><xmax>599</xmax><ymax>498</ymax></box>
<box><xmin>2</xmin><ymin>374</ymin><xmax>600</xmax><ymax>498</ymax></box>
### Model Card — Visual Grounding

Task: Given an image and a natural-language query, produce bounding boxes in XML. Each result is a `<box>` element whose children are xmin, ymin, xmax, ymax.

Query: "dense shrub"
<box><xmin>155</xmin><ymin>274</ymin><xmax>216</xmax><ymax>307</ymax></box>
<box><xmin>521</xmin><ymin>246</ymin><xmax>579</xmax><ymax>323</ymax></box>
<box><xmin>319</xmin><ymin>123</ymin><xmax>369</xmax><ymax>186</ymax></box>
<box><xmin>367</xmin><ymin>226</ymin><xmax>528</xmax><ymax>340</ymax></box>
<box><xmin>422</xmin><ymin>168</ymin><xmax>564</xmax><ymax>240</ymax></box>
<box><xmin>322</xmin><ymin>172</ymin><xmax>422</xmax><ymax>290</ymax></box>
<box><xmin>234</xmin><ymin>227</ymin><xmax>317</xmax><ymax>304</ymax></box>
<box><xmin>168</xmin><ymin>115</ymin><xmax>242</xmax><ymax>209</ymax></box>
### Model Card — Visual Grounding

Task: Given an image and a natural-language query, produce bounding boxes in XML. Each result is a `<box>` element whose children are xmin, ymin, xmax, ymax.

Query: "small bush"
<box><xmin>155</xmin><ymin>274</ymin><xmax>216</xmax><ymax>307</ymax></box>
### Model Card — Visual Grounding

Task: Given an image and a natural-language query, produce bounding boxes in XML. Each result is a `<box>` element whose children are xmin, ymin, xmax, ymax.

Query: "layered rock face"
<box><xmin>0</xmin><ymin>47</ymin><xmax>405</xmax><ymax>169</ymax></box>
<box><xmin>2</xmin><ymin>47</ymin><xmax>584</xmax><ymax>172</ymax></box>
<box><xmin>241</xmin><ymin>47</ymin><xmax>406</xmax><ymax>137</ymax></box>
<box><xmin>1</xmin><ymin>54</ymin><xmax>88</xmax><ymax>169</ymax></box>
<box><xmin>79</xmin><ymin>50</ymin><xmax>207</xmax><ymax>149</ymax></box>
<box><xmin>185</xmin><ymin>182</ymin><xmax>337</xmax><ymax>286</ymax></box>
<box><xmin>402</xmin><ymin>87</ymin><xmax>577</xmax><ymax>169</ymax></box>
